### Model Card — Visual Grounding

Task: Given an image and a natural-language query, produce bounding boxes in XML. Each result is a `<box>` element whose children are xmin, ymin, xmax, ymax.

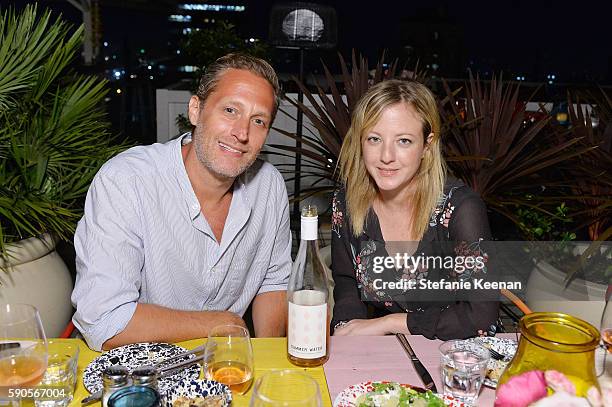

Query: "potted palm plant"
<box><xmin>0</xmin><ymin>5</ymin><xmax>130</xmax><ymax>336</ymax></box>
<box><xmin>522</xmin><ymin>89</ymin><xmax>612</xmax><ymax>326</ymax></box>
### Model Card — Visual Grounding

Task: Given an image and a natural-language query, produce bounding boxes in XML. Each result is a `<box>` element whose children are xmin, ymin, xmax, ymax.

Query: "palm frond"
<box><xmin>0</xmin><ymin>5</ymin><xmax>132</xmax><ymax>257</ymax></box>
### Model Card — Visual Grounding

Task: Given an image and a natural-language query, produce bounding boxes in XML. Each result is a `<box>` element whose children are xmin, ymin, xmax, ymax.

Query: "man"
<box><xmin>72</xmin><ymin>53</ymin><xmax>291</xmax><ymax>351</ymax></box>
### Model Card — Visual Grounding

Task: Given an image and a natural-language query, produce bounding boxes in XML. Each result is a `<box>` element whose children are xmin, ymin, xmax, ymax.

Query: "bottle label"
<box><xmin>288</xmin><ymin>291</ymin><xmax>327</xmax><ymax>359</ymax></box>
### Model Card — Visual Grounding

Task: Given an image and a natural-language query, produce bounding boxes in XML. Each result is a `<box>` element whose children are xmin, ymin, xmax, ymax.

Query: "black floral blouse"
<box><xmin>331</xmin><ymin>179</ymin><xmax>500</xmax><ymax>340</ymax></box>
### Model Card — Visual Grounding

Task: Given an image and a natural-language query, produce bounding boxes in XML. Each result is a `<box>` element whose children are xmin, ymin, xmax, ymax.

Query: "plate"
<box><xmin>83</xmin><ymin>342</ymin><xmax>201</xmax><ymax>395</ymax></box>
<box><xmin>333</xmin><ymin>381</ymin><xmax>463</xmax><ymax>407</ymax></box>
<box><xmin>164</xmin><ymin>379</ymin><xmax>232</xmax><ymax>407</ymax></box>
<box><xmin>464</xmin><ymin>337</ymin><xmax>518</xmax><ymax>388</ymax></box>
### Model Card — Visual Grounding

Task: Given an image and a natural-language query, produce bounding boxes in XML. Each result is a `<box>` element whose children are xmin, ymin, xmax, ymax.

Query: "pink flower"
<box><xmin>544</xmin><ymin>370</ymin><xmax>576</xmax><ymax>394</ymax></box>
<box><xmin>586</xmin><ymin>386</ymin><xmax>603</xmax><ymax>407</ymax></box>
<box><xmin>601</xmin><ymin>385</ymin><xmax>612</xmax><ymax>407</ymax></box>
<box><xmin>530</xmin><ymin>392</ymin><xmax>590</xmax><ymax>407</ymax></box>
<box><xmin>494</xmin><ymin>370</ymin><xmax>547</xmax><ymax>407</ymax></box>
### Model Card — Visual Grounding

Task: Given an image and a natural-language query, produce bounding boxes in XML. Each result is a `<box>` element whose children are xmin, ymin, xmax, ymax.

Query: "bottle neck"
<box><xmin>301</xmin><ymin>216</ymin><xmax>318</xmax><ymax>240</ymax></box>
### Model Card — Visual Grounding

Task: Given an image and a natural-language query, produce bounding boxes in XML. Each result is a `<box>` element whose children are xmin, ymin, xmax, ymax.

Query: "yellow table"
<box><xmin>65</xmin><ymin>338</ymin><xmax>332</xmax><ymax>407</ymax></box>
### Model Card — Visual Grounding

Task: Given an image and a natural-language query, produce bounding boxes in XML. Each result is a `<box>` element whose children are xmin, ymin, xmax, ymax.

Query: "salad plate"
<box><xmin>464</xmin><ymin>337</ymin><xmax>518</xmax><ymax>388</ymax></box>
<box><xmin>333</xmin><ymin>381</ymin><xmax>464</xmax><ymax>407</ymax></box>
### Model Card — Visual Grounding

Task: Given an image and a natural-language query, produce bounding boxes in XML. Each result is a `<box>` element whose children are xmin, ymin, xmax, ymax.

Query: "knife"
<box><xmin>395</xmin><ymin>333</ymin><xmax>438</xmax><ymax>393</ymax></box>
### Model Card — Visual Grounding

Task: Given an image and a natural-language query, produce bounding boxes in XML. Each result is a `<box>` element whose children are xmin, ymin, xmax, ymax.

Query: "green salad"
<box><xmin>355</xmin><ymin>383</ymin><xmax>445</xmax><ymax>407</ymax></box>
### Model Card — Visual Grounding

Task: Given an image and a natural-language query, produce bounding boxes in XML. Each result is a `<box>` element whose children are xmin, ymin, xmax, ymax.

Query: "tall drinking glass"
<box><xmin>0</xmin><ymin>304</ymin><xmax>48</xmax><ymax>404</ymax></box>
<box><xmin>34</xmin><ymin>339</ymin><xmax>79</xmax><ymax>407</ymax></box>
<box><xmin>204</xmin><ymin>325</ymin><xmax>254</xmax><ymax>395</ymax></box>
<box><xmin>600</xmin><ymin>298</ymin><xmax>612</xmax><ymax>377</ymax></box>
<box><xmin>250</xmin><ymin>370</ymin><xmax>322</xmax><ymax>407</ymax></box>
<box><xmin>439</xmin><ymin>340</ymin><xmax>489</xmax><ymax>405</ymax></box>
<box><xmin>601</xmin><ymin>299</ymin><xmax>612</xmax><ymax>353</ymax></box>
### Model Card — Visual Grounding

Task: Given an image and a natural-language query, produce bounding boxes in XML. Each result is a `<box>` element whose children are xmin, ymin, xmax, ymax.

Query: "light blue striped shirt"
<box><xmin>72</xmin><ymin>134</ymin><xmax>292</xmax><ymax>350</ymax></box>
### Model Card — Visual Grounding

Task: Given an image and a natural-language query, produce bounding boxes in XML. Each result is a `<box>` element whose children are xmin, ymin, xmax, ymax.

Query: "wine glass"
<box><xmin>0</xmin><ymin>304</ymin><xmax>48</xmax><ymax>403</ymax></box>
<box><xmin>204</xmin><ymin>325</ymin><xmax>254</xmax><ymax>395</ymax></box>
<box><xmin>250</xmin><ymin>370</ymin><xmax>322</xmax><ymax>407</ymax></box>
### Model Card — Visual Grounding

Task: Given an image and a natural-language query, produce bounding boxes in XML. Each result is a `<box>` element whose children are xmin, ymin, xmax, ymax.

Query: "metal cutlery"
<box><xmin>395</xmin><ymin>333</ymin><xmax>437</xmax><ymax>393</ymax></box>
<box><xmin>81</xmin><ymin>346</ymin><xmax>209</xmax><ymax>405</ymax></box>
<box><xmin>152</xmin><ymin>343</ymin><xmax>208</xmax><ymax>368</ymax></box>
<box><xmin>473</xmin><ymin>338</ymin><xmax>508</xmax><ymax>361</ymax></box>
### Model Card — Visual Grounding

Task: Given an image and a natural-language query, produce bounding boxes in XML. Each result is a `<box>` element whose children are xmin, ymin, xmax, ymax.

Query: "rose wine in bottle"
<box><xmin>287</xmin><ymin>205</ymin><xmax>330</xmax><ymax>367</ymax></box>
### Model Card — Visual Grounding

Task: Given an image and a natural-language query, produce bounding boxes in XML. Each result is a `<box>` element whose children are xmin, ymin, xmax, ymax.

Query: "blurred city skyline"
<box><xmin>9</xmin><ymin>0</ymin><xmax>612</xmax><ymax>83</ymax></box>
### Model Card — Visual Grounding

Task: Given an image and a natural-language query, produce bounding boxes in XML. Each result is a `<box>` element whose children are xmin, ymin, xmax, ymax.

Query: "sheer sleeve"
<box><xmin>330</xmin><ymin>190</ymin><xmax>368</xmax><ymax>331</ymax></box>
<box><xmin>407</xmin><ymin>189</ymin><xmax>500</xmax><ymax>339</ymax></box>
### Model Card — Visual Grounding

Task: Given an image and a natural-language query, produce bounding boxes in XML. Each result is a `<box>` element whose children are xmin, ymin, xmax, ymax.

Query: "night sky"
<box><xmin>6</xmin><ymin>0</ymin><xmax>612</xmax><ymax>83</ymax></box>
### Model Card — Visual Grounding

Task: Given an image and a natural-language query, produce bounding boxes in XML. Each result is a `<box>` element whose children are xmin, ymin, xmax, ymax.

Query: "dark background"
<box><xmin>8</xmin><ymin>0</ymin><xmax>612</xmax><ymax>82</ymax></box>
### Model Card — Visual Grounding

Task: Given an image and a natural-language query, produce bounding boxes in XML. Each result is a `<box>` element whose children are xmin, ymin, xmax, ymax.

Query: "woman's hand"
<box><xmin>333</xmin><ymin>314</ymin><xmax>410</xmax><ymax>336</ymax></box>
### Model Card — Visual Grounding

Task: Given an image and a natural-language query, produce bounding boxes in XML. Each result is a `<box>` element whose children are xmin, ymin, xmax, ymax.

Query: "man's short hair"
<box><xmin>196</xmin><ymin>53</ymin><xmax>281</xmax><ymax>121</ymax></box>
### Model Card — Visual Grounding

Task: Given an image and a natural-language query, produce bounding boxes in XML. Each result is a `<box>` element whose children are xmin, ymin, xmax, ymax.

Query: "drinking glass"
<box><xmin>601</xmin><ymin>299</ymin><xmax>612</xmax><ymax>352</ymax></box>
<box><xmin>250</xmin><ymin>370</ymin><xmax>322</xmax><ymax>407</ymax></box>
<box><xmin>599</xmin><ymin>299</ymin><xmax>612</xmax><ymax>376</ymax></box>
<box><xmin>34</xmin><ymin>340</ymin><xmax>79</xmax><ymax>407</ymax></box>
<box><xmin>439</xmin><ymin>340</ymin><xmax>489</xmax><ymax>405</ymax></box>
<box><xmin>204</xmin><ymin>325</ymin><xmax>254</xmax><ymax>395</ymax></box>
<box><xmin>0</xmin><ymin>304</ymin><xmax>48</xmax><ymax>404</ymax></box>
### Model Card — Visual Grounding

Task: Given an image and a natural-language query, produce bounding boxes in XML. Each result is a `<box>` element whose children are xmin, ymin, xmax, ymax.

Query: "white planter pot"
<box><xmin>0</xmin><ymin>234</ymin><xmax>73</xmax><ymax>337</ymax></box>
<box><xmin>525</xmin><ymin>259</ymin><xmax>606</xmax><ymax>328</ymax></box>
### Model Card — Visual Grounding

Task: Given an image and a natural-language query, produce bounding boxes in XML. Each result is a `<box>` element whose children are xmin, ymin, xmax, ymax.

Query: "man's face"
<box><xmin>188</xmin><ymin>68</ymin><xmax>275</xmax><ymax>179</ymax></box>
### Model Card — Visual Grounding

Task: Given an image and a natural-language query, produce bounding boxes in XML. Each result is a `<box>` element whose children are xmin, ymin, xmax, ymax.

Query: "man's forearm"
<box><xmin>102</xmin><ymin>303</ymin><xmax>246</xmax><ymax>350</ymax></box>
<box><xmin>252</xmin><ymin>290</ymin><xmax>287</xmax><ymax>337</ymax></box>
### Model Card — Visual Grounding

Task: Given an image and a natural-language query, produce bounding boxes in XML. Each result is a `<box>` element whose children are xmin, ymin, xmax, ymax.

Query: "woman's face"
<box><xmin>362</xmin><ymin>102</ymin><xmax>431</xmax><ymax>196</ymax></box>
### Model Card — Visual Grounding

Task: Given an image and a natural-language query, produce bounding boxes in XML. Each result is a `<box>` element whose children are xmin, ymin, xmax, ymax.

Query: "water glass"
<box><xmin>204</xmin><ymin>325</ymin><xmax>254</xmax><ymax>395</ymax></box>
<box><xmin>250</xmin><ymin>370</ymin><xmax>322</xmax><ymax>407</ymax></box>
<box><xmin>439</xmin><ymin>340</ymin><xmax>489</xmax><ymax>405</ymax></box>
<box><xmin>34</xmin><ymin>340</ymin><xmax>79</xmax><ymax>407</ymax></box>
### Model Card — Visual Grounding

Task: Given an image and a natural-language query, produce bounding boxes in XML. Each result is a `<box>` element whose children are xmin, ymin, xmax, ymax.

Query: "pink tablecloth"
<box><xmin>324</xmin><ymin>334</ymin><xmax>517</xmax><ymax>406</ymax></box>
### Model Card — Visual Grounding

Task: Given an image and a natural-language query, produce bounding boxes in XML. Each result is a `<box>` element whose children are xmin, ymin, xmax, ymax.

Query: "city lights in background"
<box><xmin>179</xmin><ymin>4</ymin><xmax>245</xmax><ymax>12</ymax></box>
<box><xmin>179</xmin><ymin>65</ymin><xmax>198</xmax><ymax>72</ymax></box>
<box><xmin>169</xmin><ymin>14</ymin><xmax>192</xmax><ymax>22</ymax></box>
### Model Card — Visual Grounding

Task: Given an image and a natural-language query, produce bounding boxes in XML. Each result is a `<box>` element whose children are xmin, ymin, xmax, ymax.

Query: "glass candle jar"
<box><xmin>497</xmin><ymin>312</ymin><xmax>600</xmax><ymax>396</ymax></box>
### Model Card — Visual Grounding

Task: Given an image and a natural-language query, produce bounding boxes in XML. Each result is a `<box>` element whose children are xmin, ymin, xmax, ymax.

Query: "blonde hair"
<box><xmin>338</xmin><ymin>79</ymin><xmax>446</xmax><ymax>239</ymax></box>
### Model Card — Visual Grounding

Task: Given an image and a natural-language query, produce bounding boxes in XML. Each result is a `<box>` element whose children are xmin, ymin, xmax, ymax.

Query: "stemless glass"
<box><xmin>439</xmin><ymin>340</ymin><xmax>489</xmax><ymax>405</ymax></box>
<box><xmin>0</xmin><ymin>304</ymin><xmax>48</xmax><ymax>402</ymax></box>
<box><xmin>601</xmin><ymin>299</ymin><xmax>612</xmax><ymax>353</ymax></box>
<box><xmin>204</xmin><ymin>325</ymin><xmax>254</xmax><ymax>395</ymax></box>
<box><xmin>600</xmin><ymin>298</ymin><xmax>612</xmax><ymax>377</ymax></box>
<box><xmin>250</xmin><ymin>370</ymin><xmax>322</xmax><ymax>407</ymax></box>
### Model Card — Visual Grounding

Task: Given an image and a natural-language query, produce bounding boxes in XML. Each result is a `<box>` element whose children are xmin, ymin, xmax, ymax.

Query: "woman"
<box><xmin>331</xmin><ymin>79</ymin><xmax>499</xmax><ymax>339</ymax></box>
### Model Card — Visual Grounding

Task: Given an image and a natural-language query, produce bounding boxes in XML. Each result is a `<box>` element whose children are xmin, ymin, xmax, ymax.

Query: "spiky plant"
<box><xmin>264</xmin><ymin>51</ymin><xmax>428</xmax><ymax>200</ymax></box>
<box><xmin>0</xmin><ymin>5</ymin><xmax>130</xmax><ymax>258</ymax></box>
<box><xmin>439</xmin><ymin>72</ymin><xmax>593</xmax><ymax>226</ymax></box>
<box><xmin>564</xmin><ymin>88</ymin><xmax>612</xmax><ymax>241</ymax></box>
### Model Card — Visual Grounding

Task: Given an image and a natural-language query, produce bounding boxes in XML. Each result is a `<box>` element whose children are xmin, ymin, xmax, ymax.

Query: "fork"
<box><xmin>474</xmin><ymin>338</ymin><xmax>506</xmax><ymax>361</ymax></box>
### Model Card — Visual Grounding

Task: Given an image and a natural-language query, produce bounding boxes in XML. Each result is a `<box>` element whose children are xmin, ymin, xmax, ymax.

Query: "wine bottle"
<box><xmin>287</xmin><ymin>205</ymin><xmax>331</xmax><ymax>367</ymax></box>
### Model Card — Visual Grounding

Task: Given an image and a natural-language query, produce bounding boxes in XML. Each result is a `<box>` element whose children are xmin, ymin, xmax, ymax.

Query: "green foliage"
<box><xmin>516</xmin><ymin>202</ymin><xmax>576</xmax><ymax>241</ymax></box>
<box><xmin>0</xmin><ymin>5</ymin><xmax>131</xmax><ymax>257</ymax></box>
<box><xmin>182</xmin><ymin>20</ymin><xmax>270</xmax><ymax>80</ymax></box>
<box><xmin>175</xmin><ymin>113</ymin><xmax>193</xmax><ymax>135</ymax></box>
